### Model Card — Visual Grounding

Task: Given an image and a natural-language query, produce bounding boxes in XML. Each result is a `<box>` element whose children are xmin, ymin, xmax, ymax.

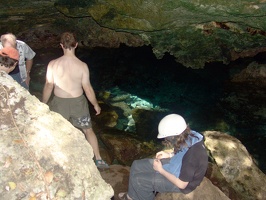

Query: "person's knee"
<box><xmin>83</xmin><ymin>128</ymin><xmax>93</xmax><ymax>133</ymax></box>
<box><xmin>132</xmin><ymin>159</ymin><xmax>149</xmax><ymax>169</ymax></box>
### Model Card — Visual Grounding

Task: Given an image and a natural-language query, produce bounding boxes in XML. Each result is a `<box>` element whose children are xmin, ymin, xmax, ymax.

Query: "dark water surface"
<box><xmin>30</xmin><ymin>45</ymin><xmax>266</xmax><ymax>173</ymax></box>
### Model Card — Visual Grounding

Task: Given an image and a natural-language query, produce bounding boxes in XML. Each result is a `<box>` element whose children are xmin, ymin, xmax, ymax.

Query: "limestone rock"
<box><xmin>204</xmin><ymin>131</ymin><xmax>266</xmax><ymax>200</ymax></box>
<box><xmin>0</xmin><ymin>72</ymin><xmax>114</xmax><ymax>200</ymax></box>
<box><xmin>231</xmin><ymin>62</ymin><xmax>266</xmax><ymax>87</ymax></box>
<box><xmin>100</xmin><ymin>166</ymin><xmax>230</xmax><ymax>200</ymax></box>
<box><xmin>100</xmin><ymin>165</ymin><xmax>130</xmax><ymax>200</ymax></box>
<box><xmin>98</xmin><ymin>128</ymin><xmax>160</xmax><ymax>166</ymax></box>
<box><xmin>54</xmin><ymin>0</ymin><xmax>266</xmax><ymax>67</ymax></box>
<box><xmin>1</xmin><ymin>1</ymin><xmax>266</xmax><ymax>68</ymax></box>
<box><xmin>91</xmin><ymin>101</ymin><xmax>119</xmax><ymax>128</ymax></box>
<box><xmin>205</xmin><ymin>163</ymin><xmax>241</xmax><ymax>200</ymax></box>
<box><xmin>219</xmin><ymin>62</ymin><xmax>266</xmax><ymax>154</ymax></box>
<box><xmin>155</xmin><ymin>177</ymin><xmax>230</xmax><ymax>200</ymax></box>
<box><xmin>132</xmin><ymin>109</ymin><xmax>167</xmax><ymax>140</ymax></box>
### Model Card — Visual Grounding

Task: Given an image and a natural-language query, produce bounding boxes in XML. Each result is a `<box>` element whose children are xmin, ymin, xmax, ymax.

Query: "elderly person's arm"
<box><xmin>25</xmin><ymin>59</ymin><xmax>33</xmax><ymax>86</ymax></box>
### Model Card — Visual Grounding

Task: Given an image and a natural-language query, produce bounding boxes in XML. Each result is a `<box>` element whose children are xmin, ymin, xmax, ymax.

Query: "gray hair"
<box><xmin>1</xmin><ymin>33</ymin><xmax>17</xmax><ymax>47</ymax></box>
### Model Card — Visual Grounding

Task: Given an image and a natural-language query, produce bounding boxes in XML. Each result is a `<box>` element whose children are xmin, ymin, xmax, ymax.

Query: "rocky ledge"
<box><xmin>1</xmin><ymin>70</ymin><xmax>266</xmax><ymax>199</ymax></box>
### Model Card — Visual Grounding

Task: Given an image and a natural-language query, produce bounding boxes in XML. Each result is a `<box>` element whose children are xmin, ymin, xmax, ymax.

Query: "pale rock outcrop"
<box><xmin>204</xmin><ymin>131</ymin><xmax>266</xmax><ymax>200</ymax></box>
<box><xmin>155</xmin><ymin>177</ymin><xmax>230</xmax><ymax>200</ymax></box>
<box><xmin>0</xmin><ymin>72</ymin><xmax>113</xmax><ymax>200</ymax></box>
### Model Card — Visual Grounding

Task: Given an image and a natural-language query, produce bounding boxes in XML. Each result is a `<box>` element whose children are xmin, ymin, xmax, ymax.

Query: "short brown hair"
<box><xmin>0</xmin><ymin>46</ymin><xmax>19</xmax><ymax>68</ymax></box>
<box><xmin>0</xmin><ymin>55</ymin><xmax>17</xmax><ymax>68</ymax></box>
<box><xmin>60</xmin><ymin>32</ymin><xmax>77</xmax><ymax>50</ymax></box>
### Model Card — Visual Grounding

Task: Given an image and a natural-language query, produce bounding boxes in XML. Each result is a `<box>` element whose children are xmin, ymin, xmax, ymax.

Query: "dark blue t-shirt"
<box><xmin>9</xmin><ymin>64</ymin><xmax>19</xmax><ymax>74</ymax></box>
<box><xmin>179</xmin><ymin>140</ymin><xmax>208</xmax><ymax>194</ymax></box>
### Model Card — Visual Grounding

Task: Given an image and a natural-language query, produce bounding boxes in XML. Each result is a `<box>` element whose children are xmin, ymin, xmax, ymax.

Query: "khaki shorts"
<box><xmin>49</xmin><ymin>95</ymin><xmax>92</xmax><ymax>129</ymax></box>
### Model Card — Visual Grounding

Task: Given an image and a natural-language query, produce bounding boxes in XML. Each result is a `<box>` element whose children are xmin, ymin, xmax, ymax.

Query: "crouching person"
<box><xmin>118</xmin><ymin>114</ymin><xmax>208</xmax><ymax>200</ymax></box>
<box><xmin>0</xmin><ymin>46</ymin><xmax>19</xmax><ymax>75</ymax></box>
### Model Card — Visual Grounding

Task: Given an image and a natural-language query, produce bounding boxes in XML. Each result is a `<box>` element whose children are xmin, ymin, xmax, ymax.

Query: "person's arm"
<box><xmin>25</xmin><ymin>59</ymin><xmax>33</xmax><ymax>86</ymax></box>
<box><xmin>153</xmin><ymin>159</ymin><xmax>189</xmax><ymax>189</ymax></box>
<box><xmin>81</xmin><ymin>64</ymin><xmax>101</xmax><ymax>115</ymax></box>
<box><xmin>42</xmin><ymin>61</ymin><xmax>54</xmax><ymax>104</ymax></box>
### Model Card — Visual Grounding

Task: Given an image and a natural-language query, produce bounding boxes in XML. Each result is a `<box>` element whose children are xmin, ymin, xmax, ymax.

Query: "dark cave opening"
<box><xmin>79</xmin><ymin>45</ymin><xmax>266</xmax><ymax>173</ymax></box>
<box><xmin>31</xmin><ymin>44</ymin><xmax>266</xmax><ymax>173</ymax></box>
<box><xmin>78</xmin><ymin>45</ymin><xmax>232</xmax><ymax>131</ymax></box>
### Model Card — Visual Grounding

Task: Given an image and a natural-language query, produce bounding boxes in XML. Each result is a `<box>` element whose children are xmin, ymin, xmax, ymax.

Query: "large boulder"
<box><xmin>101</xmin><ymin>166</ymin><xmax>231</xmax><ymax>200</ymax></box>
<box><xmin>0</xmin><ymin>71</ymin><xmax>113</xmax><ymax>200</ymax></box>
<box><xmin>98</xmin><ymin>123</ymin><xmax>266</xmax><ymax>200</ymax></box>
<box><xmin>204</xmin><ymin>131</ymin><xmax>266</xmax><ymax>200</ymax></box>
<box><xmin>220</xmin><ymin>62</ymin><xmax>266</xmax><ymax>133</ymax></box>
<box><xmin>155</xmin><ymin>177</ymin><xmax>230</xmax><ymax>200</ymax></box>
<box><xmin>98</xmin><ymin>128</ymin><xmax>160</xmax><ymax>166</ymax></box>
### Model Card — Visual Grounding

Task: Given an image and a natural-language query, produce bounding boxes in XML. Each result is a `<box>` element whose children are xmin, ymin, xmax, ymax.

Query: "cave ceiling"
<box><xmin>1</xmin><ymin>0</ymin><xmax>266</xmax><ymax>68</ymax></box>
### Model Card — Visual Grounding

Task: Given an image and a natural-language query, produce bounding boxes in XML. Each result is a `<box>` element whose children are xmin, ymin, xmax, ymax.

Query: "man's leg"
<box><xmin>69</xmin><ymin>95</ymin><xmax>108</xmax><ymax>168</ymax></box>
<box><xmin>10</xmin><ymin>72</ymin><xmax>29</xmax><ymax>90</ymax></box>
<box><xmin>82</xmin><ymin>127</ymin><xmax>109</xmax><ymax>168</ymax></box>
<box><xmin>83</xmin><ymin>128</ymin><xmax>101</xmax><ymax>160</ymax></box>
<box><xmin>127</xmin><ymin>159</ymin><xmax>181</xmax><ymax>200</ymax></box>
<box><xmin>20</xmin><ymin>80</ymin><xmax>29</xmax><ymax>90</ymax></box>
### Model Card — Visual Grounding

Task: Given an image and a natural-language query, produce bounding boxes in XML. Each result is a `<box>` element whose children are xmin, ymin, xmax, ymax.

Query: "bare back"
<box><xmin>48</xmin><ymin>54</ymin><xmax>89</xmax><ymax>98</ymax></box>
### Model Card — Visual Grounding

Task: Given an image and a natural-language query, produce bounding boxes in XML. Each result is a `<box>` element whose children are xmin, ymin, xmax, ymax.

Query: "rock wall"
<box><xmin>0</xmin><ymin>71</ymin><xmax>114</xmax><ymax>200</ymax></box>
<box><xmin>1</xmin><ymin>0</ymin><xmax>266</xmax><ymax>68</ymax></box>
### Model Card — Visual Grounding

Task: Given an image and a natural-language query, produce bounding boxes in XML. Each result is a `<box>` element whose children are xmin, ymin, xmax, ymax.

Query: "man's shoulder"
<box><xmin>16</xmin><ymin>40</ymin><xmax>35</xmax><ymax>53</ymax></box>
<box><xmin>48</xmin><ymin>57</ymin><xmax>61</xmax><ymax>66</ymax></box>
<box><xmin>16</xmin><ymin>40</ymin><xmax>26</xmax><ymax>46</ymax></box>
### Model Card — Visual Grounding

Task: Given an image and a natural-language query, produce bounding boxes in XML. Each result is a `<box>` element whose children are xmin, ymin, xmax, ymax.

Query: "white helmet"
<box><xmin>157</xmin><ymin>114</ymin><xmax>187</xmax><ymax>138</ymax></box>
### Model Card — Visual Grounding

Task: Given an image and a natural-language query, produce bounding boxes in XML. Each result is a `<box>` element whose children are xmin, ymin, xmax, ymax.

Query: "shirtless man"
<box><xmin>42</xmin><ymin>32</ymin><xmax>108</xmax><ymax>169</ymax></box>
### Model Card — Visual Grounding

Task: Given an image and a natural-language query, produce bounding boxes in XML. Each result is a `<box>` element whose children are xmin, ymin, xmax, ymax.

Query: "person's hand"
<box><xmin>153</xmin><ymin>159</ymin><xmax>163</xmax><ymax>173</ymax></box>
<box><xmin>94</xmin><ymin>104</ymin><xmax>101</xmax><ymax>115</ymax></box>
<box><xmin>156</xmin><ymin>151</ymin><xmax>170</xmax><ymax>159</ymax></box>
